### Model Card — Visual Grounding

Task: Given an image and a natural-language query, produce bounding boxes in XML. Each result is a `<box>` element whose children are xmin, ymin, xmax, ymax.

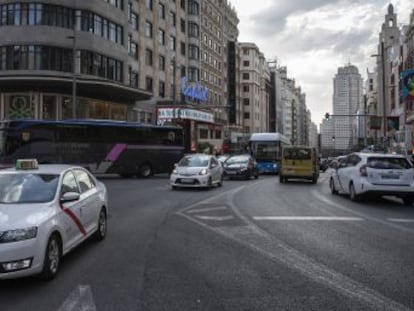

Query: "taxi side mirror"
<box><xmin>60</xmin><ymin>192</ymin><xmax>80</xmax><ymax>203</ymax></box>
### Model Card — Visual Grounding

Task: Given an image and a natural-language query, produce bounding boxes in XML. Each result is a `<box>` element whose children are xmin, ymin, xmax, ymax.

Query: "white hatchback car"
<box><xmin>329</xmin><ymin>152</ymin><xmax>414</xmax><ymax>204</ymax></box>
<box><xmin>0</xmin><ymin>160</ymin><xmax>108</xmax><ymax>280</ymax></box>
<box><xmin>170</xmin><ymin>153</ymin><xmax>223</xmax><ymax>189</ymax></box>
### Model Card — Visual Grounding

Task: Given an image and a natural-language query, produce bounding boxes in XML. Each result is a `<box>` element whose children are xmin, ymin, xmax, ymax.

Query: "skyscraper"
<box><xmin>332</xmin><ymin>64</ymin><xmax>364</xmax><ymax>153</ymax></box>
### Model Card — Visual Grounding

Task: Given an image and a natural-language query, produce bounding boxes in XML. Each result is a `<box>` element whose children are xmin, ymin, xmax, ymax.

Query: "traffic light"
<box><xmin>324</xmin><ymin>112</ymin><xmax>330</xmax><ymax>120</ymax></box>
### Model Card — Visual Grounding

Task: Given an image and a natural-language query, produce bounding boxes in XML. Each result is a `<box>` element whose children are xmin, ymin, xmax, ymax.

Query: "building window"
<box><xmin>188</xmin><ymin>0</ymin><xmax>199</xmax><ymax>15</ymax></box>
<box><xmin>146</xmin><ymin>76</ymin><xmax>153</xmax><ymax>92</ymax></box>
<box><xmin>199</xmin><ymin>128</ymin><xmax>208</xmax><ymax>139</ymax></box>
<box><xmin>42</xmin><ymin>95</ymin><xmax>57</xmax><ymax>120</ymax></box>
<box><xmin>180</xmin><ymin>42</ymin><xmax>186</xmax><ymax>56</ymax></box>
<box><xmin>158</xmin><ymin>3</ymin><xmax>165</xmax><ymax>19</ymax></box>
<box><xmin>188</xmin><ymin>67</ymin><xmax>198</xmax><ymax>82</ymax></box>
<box><xmin>242</xmin><ymin>73</ymin><xmax>249</xmax><ymax>80</ymax></box>
<box><xmin>145</xmin><ymin>21</ymin><xmax>152</xmax><ymax>37</ymax></box>
<box><xmin>243</xmin><ymin>98</ymin><xmax>249</xmax><ymax>105</ymax></box>
<box><xmin>159</xmin><ymin>80</ymin><xmax>165</xmax><ymax>97</ymax></box>
<box><xmin>145</xmin><ymin>0</ymin><xmax>153</xmax><ymax>10</ymax></box>
<box><xmin>243</xmin><ymin>85</ymin><xmax>249</xmax><ymax>92</ymax></box>
<box><xmin>159</xmin><ymin>55</ymin><xmax>165</xmax><ymax>71</ymax></box>
<box><xmin>188</xmin><ymin>44</ymin><xmax>199</xmax><ymax>60</ymax></box>
<box><xmin>244</xmin><ymin>112</ymin><xmax>250</xmax><ymax>119</ymax></box>
<box><xmin>188</xmin><ymin>22</ymin><xmax>199</xmax><ymax>37</ymax></box>
<box><xmin>169</xmin><ymin>35</ymin><xmax>176</xmax><ymax>51</ymax></box>
<box><xmin>158</xmin><ymin>29</ymin><xmax>165</xmax><ymax>45</ymax></box>
<box><xmin>243</xmin><ymin>60</ymin><xmax>249</xmax><ymax>66</ymax></box>
<box><xmin>169</xmin><ymin>11</ymin><xmax>176</xmax><ymax>27</ymax></box>
<box><xmin>145</xmin><ymin>48</ymin><xmax>153</xmax><ymax>66</ymax></box>
<box><xmin>128</xmin><ymin>68</ymin><xmax>138</xmax><ymax>88</ymax></box>
<box><xmin>180</xmin><ymin>18</ymin><xmax>185</xmax><ymax>33</ymax></box>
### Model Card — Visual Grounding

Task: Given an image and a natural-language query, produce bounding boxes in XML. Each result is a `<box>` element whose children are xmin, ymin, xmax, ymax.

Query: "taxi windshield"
<box><xmin>0</xmin><ymin>173</ymin><xmax>59</xmax><ymax>203</ymax></box>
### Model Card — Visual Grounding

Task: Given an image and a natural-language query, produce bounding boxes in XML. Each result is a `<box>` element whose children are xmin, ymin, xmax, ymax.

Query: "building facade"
<box><xmin>0</xmin><ymin>0</ymin><xmax>155</xmax><ymax>122</ymax></box>
<box><xmin>332</xmin><ymin>64</ymin><xmax>364</xmax><ymax>153</ymax></box>
<box><xmin>238</xmin><ymin>42</ymin><xmax>269</xmax><ymax>134</ymax></box>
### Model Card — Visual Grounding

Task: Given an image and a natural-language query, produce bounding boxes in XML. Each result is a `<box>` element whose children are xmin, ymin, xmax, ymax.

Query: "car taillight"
<box><xmin>360</xmin><ymin>164</ymin><xmax>367</xmax><ymax>177</ymax></box>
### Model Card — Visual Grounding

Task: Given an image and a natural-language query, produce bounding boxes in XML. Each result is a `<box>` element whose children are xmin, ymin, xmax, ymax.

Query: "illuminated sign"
<box><xmin>181</xmin><ymin>77</ymin><xmax>209</xmax><ymax>102</ymax></box>
<box><xmin>157</xmin><ymin>108</ymin><xmax>214</xmax><ymax>123</ymax></box>
<box><xmin>402</xmin><ymin>69</ymin><xmax>414</xmax><ymax>100</ymax></box>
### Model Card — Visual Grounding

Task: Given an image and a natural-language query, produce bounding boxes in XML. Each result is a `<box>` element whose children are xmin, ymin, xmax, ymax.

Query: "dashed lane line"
<box><xmin>253</xmin><ymin>216</ymin><xmax>364</xmax><ymax>221</ymax></box>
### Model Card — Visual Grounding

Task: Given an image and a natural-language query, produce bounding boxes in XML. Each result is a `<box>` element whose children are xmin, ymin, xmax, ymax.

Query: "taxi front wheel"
<box><xmin>94</xmin><ymin>209</ymin><xmax>107</xmax><ymax>241</ymax></box>
<box><xmin>40</xmin><ymin>234</ymin><xmax>61</xmax><ymax>280</ymax></box>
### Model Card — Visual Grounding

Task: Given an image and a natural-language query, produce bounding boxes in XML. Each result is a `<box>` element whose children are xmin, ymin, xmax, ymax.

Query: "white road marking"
<box><xmin>195</xmin><ymin>215</ymin><xmax>235</xmax><ymax>221</ymax></box>
<box><xmin>253</xmin><ymin>216</ymin><xmax>364</xmax><ymax>221</ymax></box>
<box><xmin>178</xmin><ymin>185</ymin><xmax>413</xmax><ymax>311</ymax></box>
<box><xmin>388</xmin><ymin>218</ymin><xmax>414</xmax><ymax>223</ymax></box>
<box><xmin>186</xmin><ymin>206</ymin><xmax>228</xmax><ymax>214</ymax></box>
<box><xmin>311</xmin><ymin>190</ymin><xmax>414</xmax><ymax>235</ymax></box>
<box><xmin>57</xmin><ymin>285</ymin><xmax>96</xmax><ymax>311</ymax></box>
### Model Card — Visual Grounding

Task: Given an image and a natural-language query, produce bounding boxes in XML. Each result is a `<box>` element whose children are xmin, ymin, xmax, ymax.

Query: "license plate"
<box><xmin>381</xmin><ymin>174</ymin><xmax>400</xmax><ymax>179</ymax></box>
<box><xmin>226</xmin><ymin>171</ymin><xmax>236</xmax><ymax>174</ymax></box>
<box><xmin>181</xmin><ymin>178</ymin><xmax>194</xmax><ymax>184</ymax></box>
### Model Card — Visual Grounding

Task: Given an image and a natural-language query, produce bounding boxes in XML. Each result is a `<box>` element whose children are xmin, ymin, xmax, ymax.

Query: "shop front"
<box><xmin>156</xmin><ymin>107</ymin><xmax>215</xmax><ymax>153</ymax></box>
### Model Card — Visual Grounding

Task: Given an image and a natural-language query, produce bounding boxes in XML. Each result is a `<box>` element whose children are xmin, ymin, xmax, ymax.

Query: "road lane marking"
<box><xmin>178</xmin><ymin>185</ymin><xmax>413</xmax><ymax>311</ymax></box>
<box><xmin>57</xmin><ymin>285</ymin><xmax>96</xmax><ymax>311</ymax></box>
<box><xmin>186</xmin><ymin>206</ymin><xmax>228</xmax><ymax>214</ymax></box>
<box><xmin>253</xmin><ymin>216</ymin><xmax>364</xmax><ymax>221</ymax></box>
<box><xmin>195</xmin><ymin>215</ymin><xmax>235</xmax><ymax>221</ymax></box>
<box><xmin>388</xmin><ymin>218</ymin><xmax>414</xmax><ymax>223</ymax></box>
<box><xmin>311</xmin><ymin>190</ymin><xmax>414</xmax><ymax>235</ymax></box>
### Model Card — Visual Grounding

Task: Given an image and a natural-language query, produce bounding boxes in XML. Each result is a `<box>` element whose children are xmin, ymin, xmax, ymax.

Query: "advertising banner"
<box><xmin>402</xmin><ymin>69</ymin><xmax>414</xmax><ymax>100</ymax></box>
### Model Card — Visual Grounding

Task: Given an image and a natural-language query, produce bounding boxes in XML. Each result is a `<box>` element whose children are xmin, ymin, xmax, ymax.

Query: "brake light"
<box><xmin>360</xmin><ymin>164</ymin><xmax>367</xmax><ymax>177</ymax></box>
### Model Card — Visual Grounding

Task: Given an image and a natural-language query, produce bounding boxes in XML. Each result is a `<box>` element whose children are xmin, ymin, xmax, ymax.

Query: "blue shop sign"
<box><xmin>181</xmin><ymin>77</ymin><xmax>209</xmax><ymax>102</ymax></box>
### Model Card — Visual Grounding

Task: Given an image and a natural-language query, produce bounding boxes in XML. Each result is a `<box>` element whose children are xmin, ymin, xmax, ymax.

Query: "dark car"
<box><xmin>223</xmin><ymin>154</ymin><xmax>259</xmax><ymax>180</ymax></box>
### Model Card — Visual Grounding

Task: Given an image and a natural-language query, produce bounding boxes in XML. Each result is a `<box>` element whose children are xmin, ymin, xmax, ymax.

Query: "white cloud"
<box><xmin>230</xmin><ymin>0</ymin><xmax>413</xmax><ymax>125</ymax></box>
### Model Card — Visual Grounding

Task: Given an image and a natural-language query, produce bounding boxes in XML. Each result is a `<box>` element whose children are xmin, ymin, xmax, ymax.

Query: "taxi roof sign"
<box><xmin>16</xmin><ymin>159</ymin><xmax>39</xmax><ymax>170</ymax></box>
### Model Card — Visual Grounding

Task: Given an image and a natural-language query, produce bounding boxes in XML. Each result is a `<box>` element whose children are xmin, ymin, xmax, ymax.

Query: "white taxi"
<box><xmin>329</xmin><ymin>152</ymin><xmax>414</xmax><ymax>204</ymax></box>
<box><xmin>0</xmin><ymin>159</ymin><xmax>108</xmax><ymax>280</ymax></box>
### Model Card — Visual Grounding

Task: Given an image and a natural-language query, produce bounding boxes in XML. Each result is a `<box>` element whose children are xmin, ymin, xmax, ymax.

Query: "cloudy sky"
<box><xmin>229</xmin><ymin>0</ymin><xmax>413</xmax><ymax>126</ymax></box>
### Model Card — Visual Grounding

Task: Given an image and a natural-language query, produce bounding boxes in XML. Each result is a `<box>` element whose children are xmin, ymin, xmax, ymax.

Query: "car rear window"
<box><xmin>367</xmin><ymin>157</ymin><xmax>412</xmax><ymax>170</ymax></box>
<box><xmin>283</xmin><ymin>148</ymin><xmax>312</xmax><ymax>160</ymax></box>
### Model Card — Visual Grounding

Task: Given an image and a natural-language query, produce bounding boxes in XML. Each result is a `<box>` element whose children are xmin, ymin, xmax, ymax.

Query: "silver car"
<box><xmin>0</xmin><ymin>160</ymin><xmax>108</xmax><ymax>280</ymax></box>
<box><xmin>170</xmin><ymin>153</ymin><xmax>223</xmax><ymax>189</ymax></box>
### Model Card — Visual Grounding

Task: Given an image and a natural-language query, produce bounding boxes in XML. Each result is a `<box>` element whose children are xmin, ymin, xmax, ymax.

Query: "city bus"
<box><xmin>0</xmin><ymin>119</ymin><xmax>185</xmax><ymax>177</ymax></box>
<box><xmin>248</xmin><ymin>132</ymin><xmax>291</xmax><ymax>174</ymax></box>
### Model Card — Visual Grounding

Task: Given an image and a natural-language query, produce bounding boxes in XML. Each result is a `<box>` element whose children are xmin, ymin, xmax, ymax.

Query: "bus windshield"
<box><xmin>254</xmin><ymin>142</ymin><xmax>280</xmax><ymax>161</ymax></box>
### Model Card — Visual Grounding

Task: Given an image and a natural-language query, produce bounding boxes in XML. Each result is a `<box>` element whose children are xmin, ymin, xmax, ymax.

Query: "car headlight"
<box><xmin>0</xmin><ymin>227</ymin><xmax>38</xmax><ymax>243</ymax></box>
<box><xmin>172</xmin><ymin>169</ymin><xmax>178</xmax><ymax>174</ymax></box>
<box><xmin>199</xmin><ymin>168</ymin><xmax>209</xmax><ymax>175</ymax></box>
<box><xmin>273</xmin><ymin>164</ymin><xmax>277</xmax><ymax>168</ymax></box>
<box><xmin>240</xmin><ymin>167</ymin><xmax>248</xmax><ymax>171</ymax></box>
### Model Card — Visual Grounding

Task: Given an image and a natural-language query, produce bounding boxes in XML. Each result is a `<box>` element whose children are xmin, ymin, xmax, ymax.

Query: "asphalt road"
<box><xmin>1</xmin><ymin>172</ymin><xmax>414</xmax><ymax>311</ymax></box>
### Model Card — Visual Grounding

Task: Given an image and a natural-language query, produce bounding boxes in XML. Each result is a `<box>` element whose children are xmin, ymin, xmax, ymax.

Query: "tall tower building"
<box><xmin>332</xmin><ymin>64</ymin><xmax>364</xmax><ymax>153</ymax></box>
